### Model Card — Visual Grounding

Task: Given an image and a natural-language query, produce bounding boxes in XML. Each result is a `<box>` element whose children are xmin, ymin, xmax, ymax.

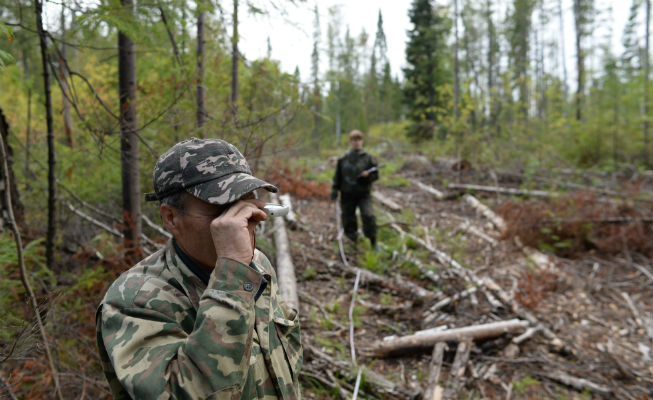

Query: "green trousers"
<box><xmin>340</xmin><ymin>192</ymin><xmax>376</xmax><ymax>244</ymax></box>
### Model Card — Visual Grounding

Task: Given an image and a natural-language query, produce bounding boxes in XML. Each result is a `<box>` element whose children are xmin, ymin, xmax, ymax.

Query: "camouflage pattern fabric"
<box><xmin>145</xmin><ymin>138</ymin><xmax>278</xmax><ymax>205</ymax></box>
<box><xmin>331</xmin><ymin>149</ymin><xmax>379</xmax><ymax>197</ymax></box>
<box><xmin>96</xmin><ymin>241</ymin><xmax>302</xmax><ymax>399</ymax></box>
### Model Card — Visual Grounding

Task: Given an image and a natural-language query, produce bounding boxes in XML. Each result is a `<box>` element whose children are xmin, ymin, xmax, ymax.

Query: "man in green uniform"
<box><xmin>331</xmin><ymin>130</ymin><xmax>379</xmax><ymax>248</ymax></box>
<box><xmin>96</xmin><ymin>138</ymin><xmax>302</xmax><ymax>399</ymax></box>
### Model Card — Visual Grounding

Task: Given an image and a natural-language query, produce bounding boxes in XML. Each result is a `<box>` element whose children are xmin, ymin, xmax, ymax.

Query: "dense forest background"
<box><xmin>0</xmin><ymin>0</ymin><xmax>652</xmax><ymax>398</ymax></box>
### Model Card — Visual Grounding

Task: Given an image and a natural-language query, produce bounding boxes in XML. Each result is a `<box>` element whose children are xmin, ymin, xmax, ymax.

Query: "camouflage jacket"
<box><xmin>96</xmin><ymin>240</ymin><xmax>302</xmax><ymax>399</ymax></box>
<box><xmin>332</xmin><ymin>149</ymin><xmax>379</xmax><ymax>196</ymax></box>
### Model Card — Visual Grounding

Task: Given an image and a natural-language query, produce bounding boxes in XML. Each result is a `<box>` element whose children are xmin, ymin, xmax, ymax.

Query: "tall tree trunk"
<box><xmin>35</xmin><ymin>0</ymin><xmax>57</xmax><ymax>271</ymax></box>
<box><xmin>23</xmin><ymin>53</ymin><xmax>32</xmax><ymax>186</ymax></box>
<box><xmin>643</xmin><ymin>0</ymin><xmax>651</xmax><ymax>165</ymax></box>
<box><xmin>453</xmin><ymin>0</ymin><xmax>460</xmax><ymax>119</ymax></box>
<box><xmin>118</xmin><ymin>0</ymin><xmax>142</xmax><ymax>261</ymax></box>
<box><xmin>196</xmin><ymin>4</ymin><xmax>206</xmax><ymax>129</ymax></box>
<box><xmin>573</xmin><ymin>0</ymin><xmax>585</xmax><ymax>121</ymax></box>
<box><xmin>231</xmin><ymin>0</ymin><xmax>239</xmax><ymax>117</ymax></box>
<box><xmin>0</xmin><ymin>107</ymin><xmax>25</xmax><ymax>231</ymax></box>
<box><xmin>60</xmin><ymin>5</ymin><xmax>73</xmax><ymax>147</ymax></box>
<box><xmin>558</xmin><ymin>0</ymin><xmax>569</xmax><ymax>100</ymax></box>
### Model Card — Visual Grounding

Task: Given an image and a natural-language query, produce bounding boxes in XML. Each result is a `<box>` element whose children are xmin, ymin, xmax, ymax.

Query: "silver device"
<box><xmin>263</xmin><ymin>203</ymin><xmax>289</xmax><ymax>217</ymax></box>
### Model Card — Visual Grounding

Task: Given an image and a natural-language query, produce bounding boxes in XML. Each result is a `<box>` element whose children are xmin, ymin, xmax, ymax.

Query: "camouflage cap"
<box><xmin>144</xmin><ymin>138</ymin><xmax>277</xmax><ymax>205</ymax></box>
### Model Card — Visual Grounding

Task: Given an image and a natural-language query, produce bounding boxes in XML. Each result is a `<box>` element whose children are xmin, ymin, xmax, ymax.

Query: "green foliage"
<box><xmin>403</xmin><ymin>0</ymin><xmax>452</xmax><ymax>141</ymax></box>
<box><xmin>0</xmin><ymin>22</ymin><xmax>14</xmax><ymax>68</ymax></box>
<box><xmin>0</xmin><ymin>234</ymin><xmax>52</xmax><ymax>344</ymax></box>
<box><xmin>512</xmin><ymin>374</ymin><xmax>539</xmax><ymax>395</ymax></box>
<box><xmin>301</xmin><ymin>265</ymin><xmax>317</xmax><ymax>280</ymax></box>
<box><xmin>315</xmin><ymin>335</ymin><xmax>346</xmax><ymax>356</ymax></box>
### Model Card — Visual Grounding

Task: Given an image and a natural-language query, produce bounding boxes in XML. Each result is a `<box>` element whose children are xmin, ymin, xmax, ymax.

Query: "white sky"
<box><xmin>239</xmin><ymin>0</ymin><xmax>636</xmax><ymax>84</ymax></box>
<box><xmin>239</xmin><ymin>0</ymin><xmax>411</xmax><ymax>82</ymax></box>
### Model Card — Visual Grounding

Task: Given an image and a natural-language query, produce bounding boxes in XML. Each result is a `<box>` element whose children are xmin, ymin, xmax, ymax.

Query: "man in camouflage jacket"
<box><xmin>96</xmin><ymin>138</ymin><xmax>302</xmax><ymax>399</ymax></box>
<box><xmin>331</xmin><ymin>130</ymin><xmax>379</xmax><ymax>247</ymax></box>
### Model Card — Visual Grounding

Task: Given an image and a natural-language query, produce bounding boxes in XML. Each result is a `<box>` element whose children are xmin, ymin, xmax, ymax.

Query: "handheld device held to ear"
<box><xmin>263</xmin><ymin>203</ymin><xmax>289</xmax><ymax>217</ymax></box>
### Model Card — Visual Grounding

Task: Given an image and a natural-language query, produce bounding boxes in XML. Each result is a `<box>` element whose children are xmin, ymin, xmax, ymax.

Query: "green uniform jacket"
<box><xmin>332</xmin><ymin>149</ymin><xmax>379</xmax><ymax>196</ymax></box>
<box><xmin>96</xmin><ymin>240</ymin><xmax>302</xmax><ymax>399</ymax></box>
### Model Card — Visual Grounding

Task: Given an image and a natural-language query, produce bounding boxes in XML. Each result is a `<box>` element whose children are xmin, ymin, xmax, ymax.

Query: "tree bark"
<box><xmin>558</xmin><ymin>0</ymin><xmax>569</xmax><ymax>100</ymax></box>
<box><xmin>36</xmin><ymin>0</ymin><xmax>57</xmax><ymax>271</ymax></box>
<box><xmin>453</xmin><ymin>0</ymin><xmax>460</xmax><ymax>119</ymax></box>
<box><xmin>573</xmin><ymin>0</ymin><xmax>585</xmax><ymax>121</ymax></box>
<box><xmin>371</xmin><ymin>319</ymin><xmax>528</xmax><ymax>357</ymax></box>
<box><xmin>196</xmin><ymin>3</ymin><xmax>206</xmax><ymax>129</ymax></box>
<box><xmin>269</xmin><ymin>193</ymin><xmax>299</xmax><ymax>310</ymax></box>
<box><xmin>118</xmin><ymin>0</ymin><xmax>142</xmax><ymax>261</ymax></box>
<box><xmin>643</xmin><ymin>0</ymin><xmax>651</xmax><ymax>165</ymax></box>
<box><xmin>60</xmin><ymin>5</ymin><xmax>73</xmax><ymax>147</ymax></box>
<box><xmin>230</xmin><ymin>0</ymin><xmax>239</xmax><ymax>117</ymax></box>
<box><xmin>423</xmin><ymin>342</ymin><xmax>446</xmax><ymax>400</ymax></box>
<box><xmin>0</xmin><ymin>107</ymin><xmax>24</xmax><ymax>231</ymax></box>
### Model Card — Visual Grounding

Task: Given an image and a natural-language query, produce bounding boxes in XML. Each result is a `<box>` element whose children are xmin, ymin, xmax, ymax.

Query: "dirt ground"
<box><xmin>284</xmin><ymin>159</ymin><xmax>653</xmax><ymax>399</ymax></box>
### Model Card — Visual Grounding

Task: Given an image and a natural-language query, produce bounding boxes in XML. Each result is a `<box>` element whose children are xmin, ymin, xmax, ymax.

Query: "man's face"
<box><xmin>350</xmin><ymin>137</ymin><xmax>363</xmax><ymax>151</ymax></box>
<box><xmin>164</xmin><ymin>192</ymin><xmax>257</xmax><ymax>269</ymax></box>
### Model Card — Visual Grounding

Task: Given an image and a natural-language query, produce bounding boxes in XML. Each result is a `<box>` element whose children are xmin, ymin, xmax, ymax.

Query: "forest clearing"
<box><xmin>3</xmin><ymin>139</ymin><xmax>653</xmax><ymax>399</ymax></box>
<box><xmin>2</xmin><ymin>0</ymin><xmax>653</xmax><ymax>398</ymax></box>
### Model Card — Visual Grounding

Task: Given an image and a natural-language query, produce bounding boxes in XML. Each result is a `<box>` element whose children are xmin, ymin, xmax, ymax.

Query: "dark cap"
<box><xmin>144</xmin><ymin>138</ymin><xmax>277</xmax><ymax>205</ymax></box>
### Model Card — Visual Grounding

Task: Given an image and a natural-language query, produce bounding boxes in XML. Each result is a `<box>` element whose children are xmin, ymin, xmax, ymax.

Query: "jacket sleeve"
<box><xmin>98</xmin><ymin>257</ymin><xmax>264</xmax><ymax>399</ymax></box>
<box><xmin>367</xmin><ymin>155</ymin><xmax>379</xmax><ymax>183</ymax></box>
<box><xmin>332</xmin><ymin>158</ymin><xmax>342</xmax><ymax>194</ymax></box>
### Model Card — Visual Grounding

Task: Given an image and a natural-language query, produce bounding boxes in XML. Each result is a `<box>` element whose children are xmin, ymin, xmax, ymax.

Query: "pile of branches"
<box><xmin>497</xmin><ymin>191</ymin><xmax>653</xmax><ymax>258</ymax></box>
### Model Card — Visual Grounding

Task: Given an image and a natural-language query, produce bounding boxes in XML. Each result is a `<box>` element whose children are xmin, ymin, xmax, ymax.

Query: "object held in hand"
<box><xmin>263</xmin><ymin>203</ymin><xmax>289</xmax><ymax>217</ymax></box>
<box><xmin>358</xmin><ymin>165</ymin><xmax>384</xmax><ymax>178</ymax></box>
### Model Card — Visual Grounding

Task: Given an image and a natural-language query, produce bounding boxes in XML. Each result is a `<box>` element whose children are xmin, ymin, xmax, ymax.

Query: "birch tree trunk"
<box><xmin>36</xmin><ymin>0</ymin><xmax>57</xmax><ymax>270</ymax></box>
<box><xmin>231</xmin><ymin>0</ymin><xmax>239</xmax><ymax>117</ymax></box>
<box><xmin>196</xmin><ymin>2</ymin><xmax>206</xmax><ymax>129</ymax></box>
<box><xmin>118</xmin><ymin>0</ymin><xmax>142</xmax><ymax>260</ymax></box>
<box><xmin>643</xmin><ymin>0</ymin><xmax>651</xmax><ymax>165</ymax></box>
<box><xmin>558</xmin><ymin>0</ymin><xmax>568</xmax><ymax>100</ymax></box>
<box><xmin>573</xmin><ymin>0</ymin><xmax>585</xmax><ymax>121</ymax></box>
<box><xmin>453</xmin><ymin>0</ymin><xmax>460</xmax><ymax>119</ymax></box>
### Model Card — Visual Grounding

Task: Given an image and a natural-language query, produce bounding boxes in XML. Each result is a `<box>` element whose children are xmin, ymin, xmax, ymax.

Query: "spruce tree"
<box><xmin>403</xmin><ymin>0</ymin><xmax>451</xmax><ymax>140</ymax></box>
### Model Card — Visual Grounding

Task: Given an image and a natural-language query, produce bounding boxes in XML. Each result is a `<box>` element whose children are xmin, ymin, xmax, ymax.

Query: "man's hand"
<box><xmin>360</xmin><ymin>171</ymin><xmax>370</xmax><ymax>178</ymax></box>
<box><xmin>210</xmin><ymin>199</ymin><xmax>267</xmax><ymax>265</ymax></box>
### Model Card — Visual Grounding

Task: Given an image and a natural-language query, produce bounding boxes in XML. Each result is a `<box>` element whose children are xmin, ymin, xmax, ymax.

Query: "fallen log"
<box><xmin>371</xmin><ymin>319</ymin><xmax>528</xmax><ymax>357</ymax></box>
<box><xmin>443</xmin><ymin>340</ymin><xmax>472</xmax><ymax>398</ymax></box>
<box><xmin>279</xmin><ymin>193</ymin><xmax>300</xmax><ymax>230</ymax></box>
<box><xmin>423</xmin><ymin>342</ymin><xmax>446</xmax><ymax>400</ymax></box>
<box><xmin>409</xmin><ymin>178</ymin><xmax>445</xmax><ymax>200</ymax></box>
<box><xmin>539</xmin><ymin>370</ymin><xmax>612</xmax><ymax>396</ymax></box>
<box><xmin>482</xmin><ymin>278</ymin><xmax>565</xmax><ymax>351</ymax></box>
<box><xmin>450</xmin><ymin>183</ymin><xmax>552</xmax><ymax>198</ymax></box>
<box><xmin>462</xmin><ymin>194</ymin><xmax>507</xmax><ymax>233</ymax></box>
<box><xmin>372</xmin><ymin>191</ymin><xmax>402</xmax><ymax>211</ymax></box>
<box><xmin>269</xmin><ymin>193</ymin><xmax>299</xmax><ymax>310</ymax></box>
<box><xmin>389</xmin><ymin>222</ymin><xmax>502</xmax><ymax>309</ymax></box>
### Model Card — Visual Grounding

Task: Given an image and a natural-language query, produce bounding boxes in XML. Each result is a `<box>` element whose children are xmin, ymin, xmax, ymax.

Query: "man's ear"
<box><xmin>160</xmin><ymin>204</ymin><xmax>180</xmax><ymax>237</ymax></box>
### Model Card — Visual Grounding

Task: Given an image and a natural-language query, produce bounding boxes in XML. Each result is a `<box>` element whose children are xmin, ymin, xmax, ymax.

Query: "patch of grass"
<box><xmin>301</xmin><ymin>265</ymin><xmax>317</xmax><ymax>280</ymax></box>
<box><xmin>315</xmin><ymin>335</ymin><xmax>346</xmax><ymax>356</ymax></box>
<box><xmin>512</xmin><ymin>374</ymin><xmax>539</xmax><ymax>395</ymax></box>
